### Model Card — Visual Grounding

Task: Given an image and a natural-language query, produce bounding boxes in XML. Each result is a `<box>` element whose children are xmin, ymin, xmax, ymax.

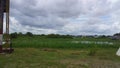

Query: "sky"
<box><xmin>5</xmin><ymin>0</ymin><xmax>120</xmax><ymax>35</ymax></box>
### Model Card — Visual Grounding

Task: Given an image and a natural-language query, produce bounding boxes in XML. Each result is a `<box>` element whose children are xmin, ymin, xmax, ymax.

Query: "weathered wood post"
<box><xmin>0</xmin><ymin>0</ymin><xmax>11</xmax><ymax>53</ymax></box>
<box><xmin>0</xmin><ymin>0</ymin><xmax>4</xmax><ymax>53</ymax></box>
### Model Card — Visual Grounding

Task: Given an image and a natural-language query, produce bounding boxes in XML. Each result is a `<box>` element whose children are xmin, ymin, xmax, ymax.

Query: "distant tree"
<box><xmin>100</xmin><ymin>35</ymin><xmax>106</xmax><ymax>38</ymax></box>
<box><xmin>46</xmin><ymin>34</ymin><xmax>56</xmax><ymax>38</ymax></box>
<box><xmin>10</xmin><ymin>32</ymin><xmax>18</xmax><ymax>38</ymax></box>
<box><xmin>65</xmin><ymin>35</ymin><xmax>73</xmax><ymax>38</ymax></box>
<box><xmin>46</xmin><ymin>34</ymin><xmax>73</xmax><ymax>38</ymax></box>
<box><xmin>26</xmin><ymin>32</ymin><xmax>33</xmax><ymax>37</ymax></box>
<box><xmin>41</xmin><ymin>34</ymin><xmax>45</xmax><ymax>36</ymax></box>
<box><xmin>18</xmin><ymin>32</ymin><xmax>23</xmax><ymax>36</ymax></box>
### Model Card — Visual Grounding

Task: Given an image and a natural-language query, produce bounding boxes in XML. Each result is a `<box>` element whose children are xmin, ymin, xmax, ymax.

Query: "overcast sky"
<box><xmin>6</xmin><ymin>0</ymin><xmax>120</xmax><ymax>35</ymax></box>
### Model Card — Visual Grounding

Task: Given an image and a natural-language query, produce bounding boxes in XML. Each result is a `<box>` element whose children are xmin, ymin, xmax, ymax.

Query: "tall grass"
<box><xmin>11</xmin><ymin>36</ymin><xmax>120</xmax><ymax>49</ymax></box>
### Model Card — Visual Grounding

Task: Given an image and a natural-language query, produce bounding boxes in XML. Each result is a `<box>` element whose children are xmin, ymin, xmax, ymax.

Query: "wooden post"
<box><xmin>0</xmin><ymin>0</ymin><xmax>4</xmax><ymax>53</ymax></box>
<box><xmin>0</xmin><ymin>0</ymin><xmax>10</xmax><ymax>53</ymax></box>
<box><xmin>6</xmin><ymin>0</ymin><xmax>10</xmax><ymax>45</ymax></box>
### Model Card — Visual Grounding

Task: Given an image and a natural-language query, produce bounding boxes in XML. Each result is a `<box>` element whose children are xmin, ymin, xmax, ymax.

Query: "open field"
<box><xmin>0</xmin><ymin>36</ymin><xmax>120</xmax><ymax>68</ymax></box>
<box><xmin>11</xmin><ymin>36</ymin><xmax>120</xmax><ymax>48</ymax></box>
<box><xmin>0</xmin><ymin>48</ymin><xmax>120</xmax><ymax>68</ymax></box>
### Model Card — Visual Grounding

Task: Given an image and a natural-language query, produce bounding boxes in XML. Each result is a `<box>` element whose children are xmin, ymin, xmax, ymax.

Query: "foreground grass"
<box><xmin>0</xmin><ymin>48</ymin><xmax>120</xmax><ymax>68</ymax></box>
<box><xmin>1</xmin><ymin>36</ymin><xmax>120</xmax><ymax>68</ymax></box>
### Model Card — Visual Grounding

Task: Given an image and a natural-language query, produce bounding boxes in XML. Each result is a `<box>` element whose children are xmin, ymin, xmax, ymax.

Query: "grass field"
<box><xmin>12</xmin><ymin>36</ymin><xmax>120</xmax><ymax>48</ymax></box>
<box><xmin>0</xmin><ymin>48</ymin><xmax>120</xmax><ymax>68</ymax></box>
<box><xmin>0</xmin><ymin>36</ymin><xmax>120</xmax><ymax>68</ymax></box>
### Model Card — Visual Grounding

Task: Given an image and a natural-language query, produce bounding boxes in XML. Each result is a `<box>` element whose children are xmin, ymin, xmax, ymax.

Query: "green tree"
<box><xmin>18</xmin><ymin>32</ymin><xmax>23</xmax><ymax>36</ymax></box>
<box><xmin>26</xmin><ymin>32</ymin><xmax>33</xmax><ymax>37</ymax></box>
<box><xmin>10</xmin><ymin>32</ymin><xmax>18</xmax><ymax>38</ymax></box>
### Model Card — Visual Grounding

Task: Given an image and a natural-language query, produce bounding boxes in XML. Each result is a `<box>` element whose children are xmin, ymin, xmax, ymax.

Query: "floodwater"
<box><xmin>72</xmin><ymin>41</ymin><xmax>114</xmax><ymax>45</ymax></box>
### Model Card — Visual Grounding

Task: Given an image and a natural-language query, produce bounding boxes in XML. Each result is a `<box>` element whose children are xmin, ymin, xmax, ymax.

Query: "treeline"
<box><xmin>9</xmin><ymin>32</ymin><xmax>120</xmax><ymax>39</ymax></box>
<box><xmin>10</xmin><ymin>32</ymin><xmax>33</xmax><ymax>38</ymax></box>
<box><xmin>45</xmin><ymin>34</ymin><xmax>73</xmax><ymax>38</ymax></box>
<box><xmin>10</xmin><ymin>32</ymin><xmax>73</xmax><ymax>39</ymax></box>
<box><xmin>114</xmin><ymin>33</ymin><xmax>120</xmax><ymax>36</ymax></box>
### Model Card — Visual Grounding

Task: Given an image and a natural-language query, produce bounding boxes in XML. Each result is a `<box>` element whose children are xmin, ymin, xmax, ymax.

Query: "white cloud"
<box><xmin>8</xmin><ymin>0</ymin><xmax>120</xmax><ymax>35</ymax></box>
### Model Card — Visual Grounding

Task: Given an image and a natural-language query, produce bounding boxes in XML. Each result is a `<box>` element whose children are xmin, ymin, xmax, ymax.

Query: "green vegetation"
<box><xmin>0</xmin><ymin>32</ymin><xmax>120</xmax><ymax>68</ymax></box>
<box><xmin>0</xmin><ymin>48</ymin><xmax>120</xmax><ymax>68</ymax></box>
<box><xmin>11</xmin><ymin>35</ymin><xmax>120</xmax><ymax>49</ymax></box>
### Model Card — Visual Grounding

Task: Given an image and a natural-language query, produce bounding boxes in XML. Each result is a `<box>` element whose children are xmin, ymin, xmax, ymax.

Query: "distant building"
<box><xmin>111</xmin><ymin>36</ymin><xmax>120</xmax><ymax>40</ymax></box>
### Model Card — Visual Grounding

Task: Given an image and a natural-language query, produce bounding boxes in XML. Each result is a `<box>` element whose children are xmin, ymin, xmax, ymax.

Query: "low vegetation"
<box><xmin>0</xmin><ymin>48</ymin><xmax>120</xmax><ymax>68</ymax></box>
<box><xmin>0</xmin><ymin>32</ymin><xmax>120</xmax><ymax>68</ymax></box>
<box><xmin>11</xmin><ymin>34</ymin><xmax>120</xmax><ymax>49</ymax></box>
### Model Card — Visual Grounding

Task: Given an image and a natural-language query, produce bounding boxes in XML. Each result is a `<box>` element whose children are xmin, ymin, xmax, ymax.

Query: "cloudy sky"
<box><xmin>6</xmin><ymin>0</ymin><xmax>120</xmax><ymax>35</ymax></box>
